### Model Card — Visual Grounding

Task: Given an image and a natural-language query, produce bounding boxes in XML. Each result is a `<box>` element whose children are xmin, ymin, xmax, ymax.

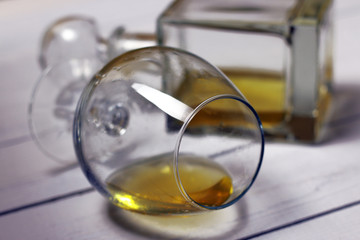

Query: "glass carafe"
<box><xmin>157</xmin><ymin>0</ymin><xmax>334</xmax><ymax>142</ymax></box>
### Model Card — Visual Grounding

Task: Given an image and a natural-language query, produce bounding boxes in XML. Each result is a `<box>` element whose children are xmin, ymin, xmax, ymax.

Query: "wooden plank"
<box><xmin>1</xmin><ymin>157</ymin><xmax>360</xmax><ymax>240</ymax></box>
<box><xmin>253</xmin><ymin>202</ymin><xmax>360</xmax><ymax>239</ymax></box>
<box><xmin>0</xmin><ymin>99</ymin><xmax>359</xmax><ymax>238</ymax></box>
<box><xmin>0</xmin><ymin>191</ymin><xmax>248</xmax><ymax>240</ymax></box>
<box><xmin>0</xmin><ymin>139</ymin><xmax>91</xmax><ymax>213</ymax></box>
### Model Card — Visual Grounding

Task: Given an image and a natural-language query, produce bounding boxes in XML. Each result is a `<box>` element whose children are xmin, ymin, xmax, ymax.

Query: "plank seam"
<box><xmin>0</xmin><ymin>187</ymin><xmax>94</xmax><ymax>217</ymax></box>
<box><xmin>238</xmin><ymin>199</ymin><xmax>360</xmax><ymax>239</ymax></box>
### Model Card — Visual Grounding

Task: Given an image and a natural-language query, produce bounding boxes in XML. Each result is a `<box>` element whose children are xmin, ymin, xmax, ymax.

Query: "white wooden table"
<box><xmin>1</xmin><ymin>0</ymin><xmax>360</xmax><ymax>239</ymax></box>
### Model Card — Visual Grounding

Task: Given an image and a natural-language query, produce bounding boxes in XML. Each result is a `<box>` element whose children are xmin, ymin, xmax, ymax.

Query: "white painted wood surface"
<box><xmin>1</xmin><ymin>0</ymin><xmax>360</xmax><ymax>239</ymax></box>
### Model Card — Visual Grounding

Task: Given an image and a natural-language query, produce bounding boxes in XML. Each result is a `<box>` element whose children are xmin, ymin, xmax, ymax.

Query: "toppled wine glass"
<box><xmin>73</xmin><ymin>46</ymin><xmax>264</xmax><ymax>215</ymax></box>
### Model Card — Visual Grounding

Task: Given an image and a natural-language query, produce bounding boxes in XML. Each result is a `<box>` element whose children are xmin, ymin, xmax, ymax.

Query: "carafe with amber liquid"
<box><xmin>157</xmin><ymin>0</ymin><xmax>334</xmax><ymax>142</ymax></box>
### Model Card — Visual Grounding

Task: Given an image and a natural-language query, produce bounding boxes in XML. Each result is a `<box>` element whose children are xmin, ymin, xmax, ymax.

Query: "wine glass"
<box><xmin>29</xmin><ymin>15</ymin><xmax>156</xmax><ymax>163</ymax></box>
<box><xmin>73</xmin><ymin>46</ymin><xmax>264</xmax><ymax>215</ymax></box>
<box><xmin>28</xmin><ymin>16</ymin><xmax>107</xmax><ymax>162</ymax></box>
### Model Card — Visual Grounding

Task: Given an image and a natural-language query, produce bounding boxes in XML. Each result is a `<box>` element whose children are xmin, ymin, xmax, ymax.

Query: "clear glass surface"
<box><xmin>73</xmin><ymin>46</ymin><xmax>264</xmax><ymax>215</ymax></box>
<box><xmin>39</xmin><ymin>15</ymin><xmax>107</xmax><ymax>69</ymax></box>
<box><xmin>29</xmin><ymin>16</ymin><xmax>107</xmax><ymax>162</ymax></box>
<box><xmin>29</xmin><ymin>59</ymin><xmax>102</xmax><ymax>162</ymax></box>
<box><xmin>107</xmin><ymin>26</ymin><xmax>156</xmax><ymax>60</ymax></box>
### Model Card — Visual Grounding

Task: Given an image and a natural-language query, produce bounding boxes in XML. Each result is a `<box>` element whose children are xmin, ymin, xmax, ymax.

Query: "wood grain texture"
<box><xmin>0</xmin><ymin>119</ymin><xmax>359</xmax><ymax>239</ymax></box>
<box><xmin>0</xmin><ymin>191</ymin><xmax>248</xmax><ymax>240</ymax></box>
<box><xmin>254</xmin><ymin>202</ymin><xmax>360</xmax><ymax>239</ymax></box>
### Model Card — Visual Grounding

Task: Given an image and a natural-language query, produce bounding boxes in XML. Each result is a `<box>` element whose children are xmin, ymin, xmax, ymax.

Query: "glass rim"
<box><xmin>173</xmin><ymin>94</ymin><xmax>265</xmax><ymax>210</ymax></box>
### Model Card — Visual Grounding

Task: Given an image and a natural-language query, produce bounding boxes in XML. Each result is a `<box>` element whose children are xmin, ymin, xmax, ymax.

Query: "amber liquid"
<box><xmin>174</xmin><ymin>69</ymin><xmax>286</xmax><ymax>129</ymax></box>
<box><xmin>223</xmin><ymin>69</ymin><xmax>286</xmax><ymax>127</ymax></box>
<box><xmin>106</xmin><ymin>154</ymin><xmax>233</xmax><ymax>215</ymax></box>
